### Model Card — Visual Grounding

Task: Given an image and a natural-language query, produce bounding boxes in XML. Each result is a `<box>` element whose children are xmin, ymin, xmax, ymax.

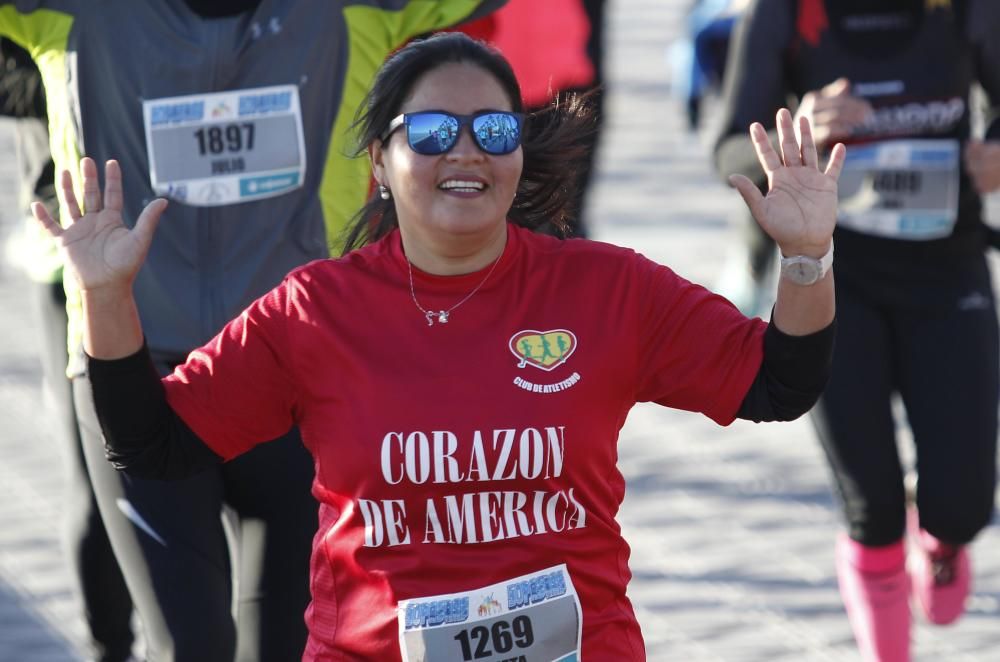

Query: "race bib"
<box><xmin>837</xmin><ymin>139</ymin><xmax>959</xmax><ymax>240</ymax></box>
<box><xmin>142</xmin><ymin>85</ymin><xmax>306</xmax><ymax>206</ymax></box>
<box><xmin>398</xmin><ymin>565</ymin><xmax>582</xmax><ymax>662</ymax></box>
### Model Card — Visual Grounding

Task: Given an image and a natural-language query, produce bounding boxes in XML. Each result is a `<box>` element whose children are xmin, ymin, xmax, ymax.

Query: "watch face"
<box><xmin>781</xmin><ymin>257</ymin><xmax>821</xmax><ymax>285</ymax></box>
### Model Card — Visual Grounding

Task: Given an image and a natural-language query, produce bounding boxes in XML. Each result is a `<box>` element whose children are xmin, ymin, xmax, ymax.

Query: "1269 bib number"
<box><xmin>454</xmin><ymin>615</ymin><xmax>534</xmax><ymax>660</ymax></box>
<box><xmin>397</xmin><ymin>565</ymin><xmax>581</xmax><ymax>662</ymax></box>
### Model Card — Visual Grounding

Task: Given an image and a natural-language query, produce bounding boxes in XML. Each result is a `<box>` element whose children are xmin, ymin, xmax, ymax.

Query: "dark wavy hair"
<box><xmin>340</xmin><ymin>31</ymin><xmax>598</xmax><ymax>254</ymax></box>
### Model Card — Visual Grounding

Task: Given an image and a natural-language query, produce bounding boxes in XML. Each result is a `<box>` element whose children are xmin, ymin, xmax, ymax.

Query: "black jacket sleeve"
<box><xmin>736</xmin><ymin>317</ymin><xmax>835</xmax><ymax>422</ymax></box>
<box><xmin>88</xmin><ymin>343</ymin><xmax>223</xmax><ymax>480</ymax></box>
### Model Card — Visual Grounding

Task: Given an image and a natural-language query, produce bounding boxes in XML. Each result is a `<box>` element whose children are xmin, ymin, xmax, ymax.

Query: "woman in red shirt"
<box><xmin>33</xmin><ymin>32</ymin><xmax>842</xmax><ymax>661</ymax></box>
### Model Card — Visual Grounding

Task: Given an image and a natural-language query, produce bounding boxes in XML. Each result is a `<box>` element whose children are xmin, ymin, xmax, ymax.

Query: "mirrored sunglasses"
<box><xmin>382</xmin><ymin>110</ymin><xmax>524</xmax><ymax>156</ymax></box>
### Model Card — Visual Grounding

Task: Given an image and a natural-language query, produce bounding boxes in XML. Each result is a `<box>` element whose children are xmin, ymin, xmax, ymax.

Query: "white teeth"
<box><xmin>439</xmin><ymin>179</ymin><xmax>485</xmax><ymax>191</ymax></box>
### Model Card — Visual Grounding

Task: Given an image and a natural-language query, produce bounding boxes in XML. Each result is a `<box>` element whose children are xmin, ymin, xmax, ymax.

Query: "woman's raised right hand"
<box><xmin>32</xmin><ymin>157</ymin><xmax>168</xmax><ymax>294</ymax></box>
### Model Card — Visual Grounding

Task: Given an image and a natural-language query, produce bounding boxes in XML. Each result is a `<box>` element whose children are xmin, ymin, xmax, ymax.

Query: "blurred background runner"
<box><xmin>459</xmin><ymin>0</ymin><xmax>607</xmax><ymax>238</ymax></box>
<box><xmin>713</xmin><ymin>1</ymin><xmax>1000</xmax><ymax>659</ymax></box>
<box><xmin>1</xmin><ymin>1</ymin><xmax>504</xmax><ymax>659</ymax></box>
<box><xmin>1</xmin><ymin>37</ymin><xmax>135</xmax><ymax>662</ymax></box>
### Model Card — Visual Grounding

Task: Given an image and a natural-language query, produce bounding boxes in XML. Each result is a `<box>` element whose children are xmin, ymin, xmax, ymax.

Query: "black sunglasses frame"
<box><xmin>381</xmin><ymin>110</ymin><xmax>525</xmax><ymax>156</ymax></box>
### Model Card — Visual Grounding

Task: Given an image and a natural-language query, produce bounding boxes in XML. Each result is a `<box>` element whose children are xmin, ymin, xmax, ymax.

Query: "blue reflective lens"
<box><xmin>397</xmin><ymin>111</ymin><xmax>523</xmax><ymax>155</ymax></box>
<box><xmin>471</xmin><ymin>112</ymin><xmax>522</xmax><ymax>155</ymax></box>
<box><xmin>406</xmin><ymin>112</ymin><xmax>461</xmax><ymax>155</ymax></box>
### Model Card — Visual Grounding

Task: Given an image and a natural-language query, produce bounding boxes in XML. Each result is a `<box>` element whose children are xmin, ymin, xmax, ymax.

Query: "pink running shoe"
<box><xmin>909</xmin><ymin>527</ymin><xmax>971</xmax><ymax>625</ymax></box>
<box><xmin>835</xmin><ymin>534</ymin><xmax>911</xmax><ymax>662</ymax></box>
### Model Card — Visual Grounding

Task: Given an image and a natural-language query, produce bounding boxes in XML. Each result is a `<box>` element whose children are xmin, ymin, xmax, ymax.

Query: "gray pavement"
<box><xmin>1</xmin><ymin>0</ymin><xmax>999</xmax><ymax>660</ymax></box>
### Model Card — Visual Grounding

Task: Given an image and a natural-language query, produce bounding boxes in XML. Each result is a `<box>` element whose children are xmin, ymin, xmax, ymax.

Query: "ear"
<box><xmin>370</xmin><ymin>139</ymin><xmax>387</xmax><ymax>187</ymax></box>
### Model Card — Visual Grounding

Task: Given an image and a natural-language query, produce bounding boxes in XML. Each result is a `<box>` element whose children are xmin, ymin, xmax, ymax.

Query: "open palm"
<box><xmin>32</xmin><ymin>158</ymin><xmax>167</xmax><ymax>292</ymax></box>
<box><xmin>730</xmin><ymin>109</ymin><xmax>846</xmax><ymax>257</ymax></box>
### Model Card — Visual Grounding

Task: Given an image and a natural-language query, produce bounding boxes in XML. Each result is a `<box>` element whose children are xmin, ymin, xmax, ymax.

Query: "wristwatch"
<box><xmin>779</xmin><ymin>242</ymin><xmax>834</xmax><ymax>286</ymax></box>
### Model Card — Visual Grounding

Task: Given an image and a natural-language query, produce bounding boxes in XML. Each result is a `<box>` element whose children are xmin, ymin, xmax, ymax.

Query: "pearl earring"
<box><xmin>379</xmin><ymin>184</ymin><xmax>391</xmax><ymax>200</ymax></box>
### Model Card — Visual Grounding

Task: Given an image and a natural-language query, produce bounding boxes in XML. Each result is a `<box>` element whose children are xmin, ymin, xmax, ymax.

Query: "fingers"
<box><xmin>821</xmin><ymin>77</ymin><xmax>852</xmax><ymax>98</ymax></box>
<box><xmin>964</xmin><ymin>140</ymin><xmax>1000</xmax><ymax>194</ymax></box>
<box><xmin>729</xmin><ymin>174</ymin><xmax>765</xmax><ymax>222</ymax></box>
<box><xmin>776</xmin><ymin>108</ymin><xmax>801</xmax><ymax>167</ymax></box>
<box><xmin>965</xmin><ymin>139</ymin><xmax>988</xmax><ymax>167</ymax></box>
<box><xmin>133</xmin><ymin>198</ymin><xmax>168</xmax><ymax>247</ymax></box>
<box><xmin>31</xmin><ymin>201</ymin><xmax>63</xmax><ymax>238</ymax></box>
<box><xmin>964</xmin><ymin>142</ymin><xmax>980</xmax><ymax>177</ymax></box>
<box><xmin>60</xmin><ymin>168</ymin><xmax>83</xmax><ymax>222</ymax></box>
<box><xmin>756</xmin><ymin>109</ymin><xmax>831</xmax><ymax>173</ymax></box>
<box><xmin>812</xmin><ymin>101</ymin><xmax>869</xmax><ymax>127</ymax></box>
<box><xmin>824</xmin><ymin>143</ymin><xmax>847</xmax><ymax>180</ymax></box>
<box><xmin>964</xmin><ymin>140</ymin><xmax>1000</xmax><ymax>168</ymax></box>
<box><xmin>81</xmin><ymin>157</ymin><xmax>102</xmax><ymax>213</ymax></box>
<box><xmin>104</xmin><ymin>160</ymin><xmax>124</xmax><ymax>212</ymax></box>
<box><xmin>798</xmin><ymin>115</ymin><xmax>818</xmax><ymax>168</ymax></box>
<box><xmin>802</xmin><ymin>80</ymin><xmax>869</xmax><ymax>147</ymax></box>
<box><xmin>61</xmin><ymin>157</ymin><xmax>122</xmax><ymax>219</ymax></box>
<box><xmin>750</xmin><ymin>122</ymin><xmax>782</xmax><ymax>175</ymax></box>
<box><xmin>810</xmin><ymin>120</ymin><xmax>856</xmax><ymax>146</ymax></box>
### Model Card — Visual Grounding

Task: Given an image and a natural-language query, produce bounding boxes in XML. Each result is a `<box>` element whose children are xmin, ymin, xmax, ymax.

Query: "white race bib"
<box><xmin>398</xmin><ymin>565</ymin><xmax>582</xmax><ymax>662</ymax></box>
<box><xmin>142</xmin><ymin>85</ymin><xmax>306</xmax><ymax>206</ymax></box>
<box><xmin>837</xmin><ymin>139</ymin><xmax>960</xmax><ymax>240</ymax></box>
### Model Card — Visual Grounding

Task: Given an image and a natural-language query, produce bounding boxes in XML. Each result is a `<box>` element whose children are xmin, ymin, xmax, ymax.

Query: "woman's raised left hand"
<box><xmin>729</xmin><ymin>108</ymin><xmax>846</xmax><ymax>258</ymax></box>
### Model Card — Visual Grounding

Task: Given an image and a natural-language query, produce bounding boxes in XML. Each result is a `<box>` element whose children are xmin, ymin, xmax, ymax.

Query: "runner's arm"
<box><xmin>712</xmin><ymin>0</ymin><xmax>795</xmax><ymax>187</ymax></box>
<box><xmin>964</xmin><ymin>0</ymin><xmax>1000</xmax><ymax>213</ymax></box>
<box><xmin>735</xmin><ymin>316</ymin><xmax>834</xmax><ymax>422</ymax></box>
<box><xmin>969</xmin><ymin>0</ymin><xmax>1000</xmax><ymax>140</ymax></box>
<box><xmin>89</xmin><ymin>343</ymin><xmax>223</xmax><ymax>480</ymax></box>
<box><xmin>86</xmin><ymin>323</ymin><xmax>834</xmax><ymax>470</ymax></box>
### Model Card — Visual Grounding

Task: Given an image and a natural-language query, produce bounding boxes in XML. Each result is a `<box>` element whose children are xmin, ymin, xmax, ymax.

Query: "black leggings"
<box><xmin>33</xmin><ymin>281</ymin><xmax>134</xmax><ymax>662</ymax></box>
<box><xmin>75</xmin><ymin>370</ymin><xmax>316</xmax><ymax>662</ymax></box>
<box><xmin>811</xmin><ymin>259</ymin><xmax>999</xmax><ymax>547</ymax></box>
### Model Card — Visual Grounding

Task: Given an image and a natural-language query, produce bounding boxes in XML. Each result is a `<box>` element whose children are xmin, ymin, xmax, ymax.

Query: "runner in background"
<box><xmin>0</xmin><ymin>38</ymin><xmax>134</xmax><ymax>662</ymax></box>
<box><xmin>458</xmin><ymin>0</ymin><xmax>607</xmax><ymax>237</ymax></box>
<box><xmin>1</xmin><ymin>1</ymin><xmax>505</xmax><ymax>660</ymax></box>
<box><xmin>667</xmin><ymin>0</ymin><xmax>749</xmax><ymax>131</ymax></box>
<box><xmin>713</xmin><ymin>1</ymin><xmax>1000</xmax><ymax>660</ymax></box>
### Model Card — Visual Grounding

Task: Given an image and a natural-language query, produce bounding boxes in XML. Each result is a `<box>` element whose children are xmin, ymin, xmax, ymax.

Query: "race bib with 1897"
<box><xmin>142</xmin><ymin>84</ymin><xmax>306</xmax><ymax>206</ymax></box>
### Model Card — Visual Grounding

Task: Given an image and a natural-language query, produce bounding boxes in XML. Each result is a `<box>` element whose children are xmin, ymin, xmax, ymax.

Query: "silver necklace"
<box><xmin>406</xmin><ymin>252</ymin><xmax>502</xmax><ymax>326</ymax></box>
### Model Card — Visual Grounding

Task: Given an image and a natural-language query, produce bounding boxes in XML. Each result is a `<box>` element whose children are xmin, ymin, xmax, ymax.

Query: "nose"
<box><xmin>446</xmin><ymin>126</ymin><xmax>485</xmax><ymax>161</ymax></box>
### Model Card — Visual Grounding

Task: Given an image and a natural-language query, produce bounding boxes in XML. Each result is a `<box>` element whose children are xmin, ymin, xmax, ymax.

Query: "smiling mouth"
<box><xmin>439</xmin><ymin>179</ymin><xmax>486</xmax><ymax>193</ymax></box>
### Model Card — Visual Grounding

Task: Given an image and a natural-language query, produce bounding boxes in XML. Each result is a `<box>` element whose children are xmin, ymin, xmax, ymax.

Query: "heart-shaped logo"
<box><xmin>509</xmin><ymin>329</ymin><xmax>577</xmax><ymax>371</ymax></box>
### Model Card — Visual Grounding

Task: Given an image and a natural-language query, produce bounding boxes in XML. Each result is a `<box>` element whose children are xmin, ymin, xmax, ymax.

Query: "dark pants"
<box><xmin>32</xmin><ymin>280</ymin><xmax>135</xmax><ymax>662</ymax></box>
<box><xmin>74</xmin><ymin>368</ymin><xmax>316</xmax><ymax>662</ymax></box>
<box><xmin>811</xmin><ymin>259</ymin><xmax>999</xmax><ymax>547</ymax></box>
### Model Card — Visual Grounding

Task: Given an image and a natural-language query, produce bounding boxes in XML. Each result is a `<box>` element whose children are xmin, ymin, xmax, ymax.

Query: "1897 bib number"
<box><xmin>194</xmin><ymin>123</ymin><xmax>256</xmax><ymax>155</ymax></box>
<box><xmin>454</xmin><ymin>615</ymin><xmax>534</xmax><ymax>661</ymax></box>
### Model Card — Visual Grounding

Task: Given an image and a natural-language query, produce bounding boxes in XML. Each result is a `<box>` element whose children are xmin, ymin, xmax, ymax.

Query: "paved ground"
<box><xmin>1</xmin><ymin>1</ymin><xmax>999</xmax><ymax>660</ymax></box>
